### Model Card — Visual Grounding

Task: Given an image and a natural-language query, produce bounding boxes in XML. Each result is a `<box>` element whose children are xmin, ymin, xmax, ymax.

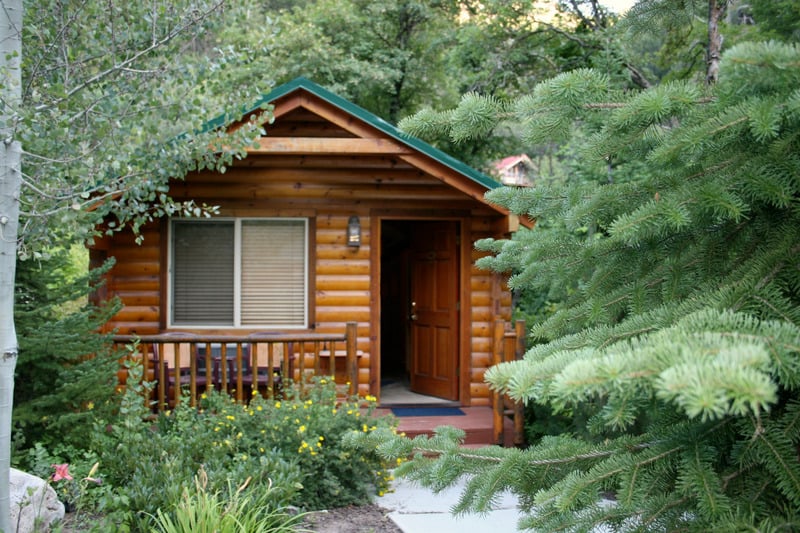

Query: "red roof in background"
<box><xmin>493</xmin><ymin>154</ymin><xmax>533</xmax><ymax>171</ymax></box>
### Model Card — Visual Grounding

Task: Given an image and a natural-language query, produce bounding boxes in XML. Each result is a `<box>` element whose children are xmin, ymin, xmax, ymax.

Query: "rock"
<box><xmin>9</xmin><ymin>468</ymin><xmax>65</xmax><ymax>533</ymax></box>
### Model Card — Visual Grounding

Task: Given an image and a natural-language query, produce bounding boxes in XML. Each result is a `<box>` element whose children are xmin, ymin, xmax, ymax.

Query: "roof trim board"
<box><xmin>205</xmin><ymin>77</ymin><xmax>502</xmax><ymax>192</ymax></box>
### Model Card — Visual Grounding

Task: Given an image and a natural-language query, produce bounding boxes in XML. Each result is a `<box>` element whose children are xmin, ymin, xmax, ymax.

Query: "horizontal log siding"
<box><xmin>468</xmin><ymin>217</ymin><xmax>511</xmax><ymax>406</ymax></box>
<box><xmin>314</xmin><ymin>214</ymin><xmax>372</xmax><ymax>396</ymax></box>
<box><xmin>103</xmin><ymin>226</ymin><xmax>161</xmax><ymax>335</ymax></box>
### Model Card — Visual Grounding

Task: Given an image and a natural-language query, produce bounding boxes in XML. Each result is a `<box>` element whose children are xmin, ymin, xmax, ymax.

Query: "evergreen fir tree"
<box><xmin>348</xmin><ymin>37</ymin><xmax>800</xmax><ymax>533</ymax></box>
<box><xmin>13</xmin><ymin>251</ymin><xmax>120</xmax><ymax>457</ymax></box>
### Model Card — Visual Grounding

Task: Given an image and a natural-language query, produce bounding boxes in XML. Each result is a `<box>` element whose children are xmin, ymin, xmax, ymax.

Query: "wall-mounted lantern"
<box><xmin>347</xmin><ymin>216</ymin><xmax>361</xmax><ymax>248</ymax></box>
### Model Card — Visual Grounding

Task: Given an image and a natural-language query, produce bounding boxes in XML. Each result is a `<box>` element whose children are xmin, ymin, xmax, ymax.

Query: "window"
<box><xmin>170</xmin><ymin>218</ymin><xmax>308</xmax><ymax>327</ymax></box>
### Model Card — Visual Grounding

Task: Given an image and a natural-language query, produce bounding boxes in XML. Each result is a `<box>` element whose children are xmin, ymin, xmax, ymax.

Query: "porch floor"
<box><xmin>373</xmin><ymin>406</ymin><xmax>516</xmax><ymax>447</ymax></box>
<box><xmin>375</xmin><ymin>379</ymin><xmax>518</xmax><ymax>447</ymax></box>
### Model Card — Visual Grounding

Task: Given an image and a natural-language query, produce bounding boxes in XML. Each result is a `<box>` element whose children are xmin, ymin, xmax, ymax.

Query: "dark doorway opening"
<box><xmin>380</xmin><ymin>220</ymin><xmax>411</xmax><ymax>387</ymax></box>
<box><xmin>380</xmin><ymin>219</ymin><xmax>460</xmax><ymax>405</ymax></box>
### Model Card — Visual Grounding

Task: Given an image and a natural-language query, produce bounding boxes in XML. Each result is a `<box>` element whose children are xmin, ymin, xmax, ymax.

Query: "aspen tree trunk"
<box><xmin>0</xmin><ymin>1</ymin><xmax>22</xmax><ymax>531</ymax></box>
<box><xmin>706</xmin><ymin>0</ymin><xmax>725</xmax><ymax>84</ymax></box>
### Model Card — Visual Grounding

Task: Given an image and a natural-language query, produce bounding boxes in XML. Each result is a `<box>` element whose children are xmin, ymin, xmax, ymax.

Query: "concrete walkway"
<box><xmin>375</xmin><ymin>476</ymin><xmax>522</xmax><ymax>533</ymax></box>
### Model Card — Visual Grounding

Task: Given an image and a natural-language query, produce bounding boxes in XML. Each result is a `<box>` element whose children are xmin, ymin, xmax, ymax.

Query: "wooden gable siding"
<box><xmin>96</xmin><ymin>92</ymin><xmax>514</xmax><ymax>405</ymax></box>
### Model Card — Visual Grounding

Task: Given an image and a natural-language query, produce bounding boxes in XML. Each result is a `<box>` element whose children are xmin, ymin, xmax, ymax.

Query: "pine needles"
<box><xmin>353</xmin><ymin>40</ymin><xmax>800</xmax><ymax>532</ymax></box>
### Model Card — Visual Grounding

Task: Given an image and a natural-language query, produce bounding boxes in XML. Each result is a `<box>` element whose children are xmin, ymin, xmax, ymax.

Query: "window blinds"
<box><xmin>171</xmin><ymin>219</ymin><xmax>306</xmax><ymax>327</ymax></box>
<box><xmin>172</xmin><ymin>221</ymin><xmax>235</xmax><ymax>325</ymax></box>
<box><xmin>240</xmin><ymin>220</ymin><xmax>306</xmax><ymax>326</ymax></box>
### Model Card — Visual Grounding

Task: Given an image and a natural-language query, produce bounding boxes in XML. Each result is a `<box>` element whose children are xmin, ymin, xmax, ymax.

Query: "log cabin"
<box><xmin>93</xmin><ymin>77</ymin><xmax>528</xmax><ymax>411</ymax></box>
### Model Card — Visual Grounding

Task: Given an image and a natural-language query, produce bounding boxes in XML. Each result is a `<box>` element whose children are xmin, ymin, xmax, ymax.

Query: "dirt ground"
<box><xmin>58</xmin><ymin>503</ymin><xmax>402</xmax><ymax>532</ymax></box>
<box><xmin>302</xmin><ymin>503</ymin><xmax>402</xmax><ymax>532</ymax></box>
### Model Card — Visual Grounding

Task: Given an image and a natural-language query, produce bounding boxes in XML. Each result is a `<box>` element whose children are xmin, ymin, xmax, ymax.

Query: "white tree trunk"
<box><xmin>706</xmin><ymin>0</ymin><xmax>724</xmax><ymax>85</ymax></box>
<box><xmin>0</xmin><ymin>1</ymin><xmax>23</xmax><ymax>532</ymax></box>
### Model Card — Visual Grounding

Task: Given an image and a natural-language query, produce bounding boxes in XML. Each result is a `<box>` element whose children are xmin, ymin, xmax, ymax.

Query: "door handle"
<box><xmin>409</xmin><ymin>301</ymin><xmax>418</xmax><ymax>321</ymax></box>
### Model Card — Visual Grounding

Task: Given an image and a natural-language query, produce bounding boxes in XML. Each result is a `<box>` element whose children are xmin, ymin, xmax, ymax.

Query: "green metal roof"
<box><xmin>206</xmin><ymin>77</ymin><xmax>501</xmax><ymax>191</ymax></box>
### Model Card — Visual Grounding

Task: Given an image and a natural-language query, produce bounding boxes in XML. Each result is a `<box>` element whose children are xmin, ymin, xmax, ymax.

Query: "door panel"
<box><xmin>409</xmin><ymin>221</ymin><xmax>459</xmax><ymax>400</ymax></box>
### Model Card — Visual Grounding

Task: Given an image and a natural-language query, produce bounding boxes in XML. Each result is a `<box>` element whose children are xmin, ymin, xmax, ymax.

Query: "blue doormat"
<box><xmin>391</xmin><ymin>407</ymin><xmax>465</xmax><ymax>417</ymax></box>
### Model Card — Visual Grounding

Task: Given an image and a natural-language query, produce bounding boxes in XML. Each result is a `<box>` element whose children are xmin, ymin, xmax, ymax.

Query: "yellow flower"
<box><xmin>86</xmin><ymin>402</ymin><xmax>95</xmax><ymax>410</ymax></box>
<box><xmin>226</xmin><ymin>415</ymin><xmax>235</xmax><ymax>421</ymax></box>
<box><xmin>275</xmin><ymin>401</ymin><xmax>281</xmax><ymax>408</ymax></box>
<box><xmin>365</xmin><ymin>395</ymin><xmax>376</xmax><ymax>402</ymax></box>
<box><xmin>256</xmin><ymin>405</ymin><xmax>263</xmax><ymax>411</ymax></box>
<box><xmin>298</xmin><ymin>425</ymin><xmax>306</xmax><ymax>433</ymax></box>
<box><xmin>201</xmin><ymin>393</ymin><xmax>207</xmax><ymax>399</ymax></box>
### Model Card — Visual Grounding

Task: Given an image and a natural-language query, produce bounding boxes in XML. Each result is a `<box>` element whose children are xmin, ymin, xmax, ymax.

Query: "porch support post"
<box><xmin>514</xmin><ymin>320</ymin><xmax>526</xmax><ymax>447</ymax></box>
<box><xmin>346</xmin><ymin>322</ymin><xmax>358</xmax><ymax>396</ymax></box>
<box><xmin>492</xmin><ymin>319</ymin><xmax>505</xmax><ymax>445</ymax></box>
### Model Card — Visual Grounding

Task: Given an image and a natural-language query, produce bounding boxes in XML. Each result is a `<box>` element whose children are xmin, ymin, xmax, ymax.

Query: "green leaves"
<box><xmin>17</xmin><ymin>0</ymin><xmax>269</xmax><ymax>252</ymax></box>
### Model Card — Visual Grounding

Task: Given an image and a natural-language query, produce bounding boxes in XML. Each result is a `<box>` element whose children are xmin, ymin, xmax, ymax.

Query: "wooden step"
<box><xmin>374</xmin><ymin>406</ymin><xmax>517</xmax><ymax>447</ymax></box>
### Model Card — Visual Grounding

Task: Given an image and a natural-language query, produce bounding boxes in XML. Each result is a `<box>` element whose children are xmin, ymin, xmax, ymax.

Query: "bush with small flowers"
<box><xmin>84</xmin><ymin>363</ymin><xmax>396</xmax><ymax>531</ymax></box>
<box><xmin>195</xmin><ymin>376</ymin><xmax>397</xmax><ymax>510</ymax></box>
<box><xmin>86</xmin><ymin>360</ymin><xmax>303</xmax><ymax>531</ymax></box>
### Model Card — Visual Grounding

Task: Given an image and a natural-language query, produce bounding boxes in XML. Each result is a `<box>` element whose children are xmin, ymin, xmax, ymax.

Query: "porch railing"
<box><xmin>114</xmin><ymin>322</ymin><xmax>359</xmax><ymax>411</ymax></box>
<box><xmin>492</xmin><ymin>319</ymin><xmax>526</xmax><ymax>447</ymax></box>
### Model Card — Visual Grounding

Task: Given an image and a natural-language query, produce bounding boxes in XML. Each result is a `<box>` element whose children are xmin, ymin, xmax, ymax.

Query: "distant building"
<box><xmin>491</xmin><ymin>154</ymin><xmax>534</xmax><ymax>187</ymax></box>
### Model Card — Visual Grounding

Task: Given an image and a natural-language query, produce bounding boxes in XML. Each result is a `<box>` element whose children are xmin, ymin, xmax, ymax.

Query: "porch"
<box><xmin>114</xmin><ymin>323</ymin><xmax>360</xmax><ymax>410</ymax></box>
<box><xmin>113</xmin><ymin>320</ymin><xmax>526</xmax><ymax>447</ymax></box>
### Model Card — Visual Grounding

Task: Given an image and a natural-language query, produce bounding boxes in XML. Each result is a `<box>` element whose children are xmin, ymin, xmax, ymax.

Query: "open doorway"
<box><xmin>380</xmin><ymin>219</ymin><xmax>460</xmax><ymax>406</ymax></box>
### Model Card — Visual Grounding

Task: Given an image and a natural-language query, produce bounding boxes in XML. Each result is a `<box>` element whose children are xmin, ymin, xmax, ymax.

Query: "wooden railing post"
<box><xmin>492</xmin><ymin>319</ymin><xmax>505</xmax><ymax>445</ymax></box>
<box><xmin>490</xmin><ymin>319</ymin><xmax>528</xmax><ymax>447</ymax></box>
<box><xmin>513</xmin><ymin>319</ymin><xmax>526</xmax><ymax>447</ymax></box>
<box><xmin>346</xmin><ymin>322</ymin><xmax>358</xmax><ymax>396</ymax></box>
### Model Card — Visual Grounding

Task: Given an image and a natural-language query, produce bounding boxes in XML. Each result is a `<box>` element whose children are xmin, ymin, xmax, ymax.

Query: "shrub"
<box><xmin>195</xmin><ymin>376</ymin><xmax>397</xmax><ymax>510</ymax></box>
<box><xmin>88</xmin><ymin>360</ymin><xmax>301</xmax><ymax>531</ymax></box>
<box><xmin>84</xmin><ymin>363</ymin><xmax>394</xmax><ymax>530</ymax></box>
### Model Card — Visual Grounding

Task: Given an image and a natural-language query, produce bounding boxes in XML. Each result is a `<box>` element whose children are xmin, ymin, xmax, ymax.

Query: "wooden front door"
<box><xmin>409</xmin><ymin>221</ymin><xmax>459</xmax><ymax>400</ymax></box>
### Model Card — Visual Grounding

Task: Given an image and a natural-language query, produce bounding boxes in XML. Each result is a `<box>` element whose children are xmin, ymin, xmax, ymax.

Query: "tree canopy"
<box><xmin>349</xmin><ymin>2</ymin><xmax>800</xmax><ymax>530</ymax></box>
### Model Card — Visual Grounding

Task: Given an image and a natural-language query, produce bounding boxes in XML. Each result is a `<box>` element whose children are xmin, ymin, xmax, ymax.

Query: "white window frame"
<box><xmin>168</xmin><ymin>217</ymin><xmax>309</xmax><ymax>329</ymax></box>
